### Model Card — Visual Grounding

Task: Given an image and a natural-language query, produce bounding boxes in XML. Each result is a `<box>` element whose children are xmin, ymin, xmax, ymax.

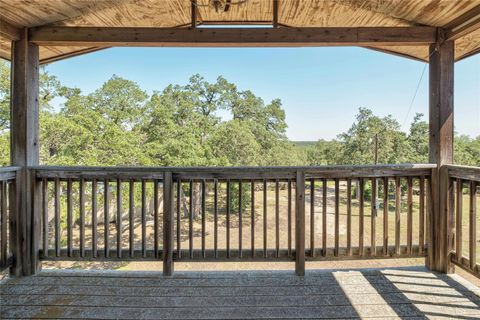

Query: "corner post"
<box><xmin>295</xmin><ymin>171</ymin><xmax>305</xmax><ymax>276</ymax></box>
<box><xmin>10</xmin><ymin>28</ymin><xmax>41</xmax><ymax>276</ymax></box>
<box><xmin>428</xmin><ymin>29</ymin><xmax>454</xmax><ymax>273</ymax></box>
<box><xmin>163</xmin><ymin>171</ymin><xmax>174</xmax><ymax>276</ymax></box>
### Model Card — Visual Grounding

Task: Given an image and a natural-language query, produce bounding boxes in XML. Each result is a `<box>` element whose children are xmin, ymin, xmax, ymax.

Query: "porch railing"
<box><xmin>446</xmin><ymin>165</ymin><xmax>480</xmax><ymax>278</ymax></box>
<box><xmin>34</xmin><ymin>164</ymin><xmax>435</xmax><ymax>275</ymax></box>
<box><xmin>0</xmin><ymin>167</ymin><xmax>19</xmax><ymax>272</ymax></box>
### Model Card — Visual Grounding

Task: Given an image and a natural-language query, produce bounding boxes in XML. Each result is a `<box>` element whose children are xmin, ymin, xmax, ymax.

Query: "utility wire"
<box><xmin>402</xmin><ymin>62</ymin><xmax>427</xmax><ymax>129</ymax></box>
<box><xmin>401</xmin><ymin>48</ymin><xmax>438</xmax><ymax>130</ymax></box>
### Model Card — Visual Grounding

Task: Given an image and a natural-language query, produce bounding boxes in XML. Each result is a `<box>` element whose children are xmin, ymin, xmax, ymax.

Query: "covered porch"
<box><xmin>1</xmin><ymin>0</ymin><xmax>480</xmax><ymax>319</ymax></box>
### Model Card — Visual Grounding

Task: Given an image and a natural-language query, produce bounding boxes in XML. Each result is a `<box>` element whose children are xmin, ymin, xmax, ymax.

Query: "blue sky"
<box><xmin>45</xmin><ymin>47</ymin><xmax>479</xmax><ymax>141</ymax></box>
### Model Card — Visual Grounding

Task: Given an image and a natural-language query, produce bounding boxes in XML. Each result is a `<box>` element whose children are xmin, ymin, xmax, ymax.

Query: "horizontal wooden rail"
<box><xmin>447</xmin><ymin>165</ymin><xmax>480</xmax><ymax>278</ymax></box>
<box><xmin>29</xmin><ymin>26</ymin><xmax>438</xmax><ymax>47</ymax></box>
<box><xmin>35</xmin><ymin>164</ymin><xmax>435</xmax><ymax>276</ymax></box>
<box><xmin>0</xmin><ymin>167</ymin><xmax>19</xmax><ymax>272</ymax></box>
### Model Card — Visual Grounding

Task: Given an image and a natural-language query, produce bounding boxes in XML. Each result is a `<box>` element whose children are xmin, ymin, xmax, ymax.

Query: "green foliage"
<box><xmin>0</xmin><ymin>59</ymin><xmax>479</xmax><ymax>172</ymax></box>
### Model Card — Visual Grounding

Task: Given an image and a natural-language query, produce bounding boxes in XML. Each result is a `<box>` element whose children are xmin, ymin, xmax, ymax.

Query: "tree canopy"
<box><xmin>0</xmin><ymin>59</ymin><xmax>478</xmax><ymax>168</ymax></box>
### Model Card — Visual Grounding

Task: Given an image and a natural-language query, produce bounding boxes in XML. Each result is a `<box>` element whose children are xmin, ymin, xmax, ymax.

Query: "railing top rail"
<box><xmin>0</xmin><ymin>166</ymin><xmax>21</xmax><ymax>181</ymax></box>
<box><xmin>33</xmin><ymin>164</ymin><xmax>436</xmax><ymax>180</ymax></box>
<box><xmin>444</xmin><ymin>164</ymin><xmax>480</xmax><ymax>182</ymax></box>
<box><xmin>32</xmin><ymin>163</ymin><xmax>437</xmax><ymax>172</ymax></box>
<box><xmin>0</xmin><ymin>166</ymin><xmax>22</xmax><ymax>173</ymax></box>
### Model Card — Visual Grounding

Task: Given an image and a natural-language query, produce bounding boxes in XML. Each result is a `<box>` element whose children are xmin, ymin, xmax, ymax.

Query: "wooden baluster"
<box><xmin>263</xmin><ymin>179</ymin><xmax>267</xmax><ymax>258</ymax></box>
<box><xmin>201</xmin><ymin>179</ymin><xmax>206</xmax><ymax>259</ymax></box>
<box><xmin>346</xmin><ymin>178</ymin><xmax>352</xmax><ymax>256</ymax></box>
<box><xmin>42</xmin><ymin>179</ymin><xmax>48</xmax><ymax>258</ymax></box>
<box><xmin>383</xmin><ymin>177</ymin><xmax>389</xmax><ymax>256</ymax></box>
<box><xmin>359</xmin><ymin>178</ymin><xmax>365</xmax><ymax>257</ymax></box>
<box><xmin>176</xmin><ymin>179</ymin><xmax>181</xmax><ymax>259</ymax></box>
<box><xmin>154</xmin><ymin>180</ymin><xmax>159</xmax><ymax>258</ymax></box>
<box><xmin>1</xmin><ymin>181</ymin><xmax>6</xmax><ymax>264</ymax></box>
<box><xmin>189</xmin><ymin>180</ymin><xmax>193</xmax><ymax>259</ymax></box>
<box><xmin>129</xmin><ymin>180</ymin><xmax>135</xmax><ymax>258</ymax></box>
<box><xmin>407</xmin><ymin>177</ymin><xmax>413</xmax><ymax>255</ymax></box>
<box><xmin>104</xmin><ymin>179</ymin><xmax>110</xmax><ymax>258</ymax></box>
<box><xmin>275</xmin><ymin>179</ymin><xmax>279</xmax><ymax>258</ymax></box>
<box><xmin>214</xmin><ymin>179</ymin><xmax>218</xmax><ymax>258</ymax></box>
<box><xmin>455</xmin><ymin>178</ymin><xmax>462</xmax><ymax>261</ymax></box>
<box><xmin>92</xmin><ymin>179</ymin><xmax>98</xmax><ymax>258</ymax></box>
<box><xmin>310</xmin><ymin>178</ymin><xmax>315</xmax><ymax>257</ymax></box>
<box><xmin>54</xmin><ymin>178</ymin><xmax>60</xmax><ymax>257</ymax></box>
<box><xmin>419</xmin><ymin>176</ymin><xmax>425</xmax><ymax>255</ymax></box>
<box><xmin>395</xmin><ymin>177</ymin><xmax>401</xmax><ymax>256</ymax></box>
<box><xmin>371</xmin><ymin>178</ymin><xmax>377</xmax><ymax>256</ymax></box>
<box><xmin>141</xmin><ymin>180</ymin><xmax>147</xmax><ymax>258</ymax></box>
<box><xmin>335</xmin><ymin>178</ymin><xmax>340</xmax><ymax>257</ymax></box>
<box><xmin>426</xmin><ymin>177</ymin><xmax>433</xmax><ymax>267</ymax></box>
<box><xmin>239</xmin><ymin>180</ymin><xmax>243</xmax><ymax>258</ymax></box>
<box><xmin>322</xmin><ymin>178</ymin><xmax>327</xmax><ymax>257</ymax></box>
<box><xmin>163</xmin><ymin>172</ymin><xmax>174</xmax><ymax>276</ymax></box>
<box><xmin>79</xmin><ymin>178</ymin><xmax>85</xmax><ymax>258</ymax></box>
<box><xmin>226</xmin><ymin>179</ymin><xmax>231</xmax><ymax>258</ymax></box>
<box><xmin>358</xmin><ymin>178</ymin><xmax>365</xmax><ymax>256</ymax></box>
<box><xmin>66</xmin><ymin>179</ymin><xmax>72</xmax><ymax>257</ymax></box>
<box><xmin>469</xmin><ymin>181</ymin><xmax>477</xmax><ymax>271</ymax></box>
<box><xmin>288</xmin><ymin>179</ymin><xmax>292</xmax><ymax>257</ymax></box>
<box><xmin>295</xmin><ymin>171</ymin><xmax>305</xmax><ymax>276</ymax></box>
<box><xmin>251</xmin><ymin>180</ymin><xmax>255</xmax><ymax>258</ymax></box>
<box><xmin>116</xmin><ymin>179</ymin><xmax>122</xmax><ymax>258</ymax></box>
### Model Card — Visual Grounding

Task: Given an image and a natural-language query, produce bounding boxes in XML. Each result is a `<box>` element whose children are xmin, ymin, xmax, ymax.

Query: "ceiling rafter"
<box><xmin>445</xmin><ymin>4</ymin><xmax>480</xmax><ymax>41</ymax></box>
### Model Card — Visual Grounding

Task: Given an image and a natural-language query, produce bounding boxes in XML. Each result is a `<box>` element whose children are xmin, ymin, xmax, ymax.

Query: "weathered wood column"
<box><xmin>10</xmin><ymin>28</ymin><xmax>41</xmax><ymax>276</ymax></box>
<box><xmin>427</xmin><ymin>29</ymin><xmax>454</xmax><ymax>273</ymax></box>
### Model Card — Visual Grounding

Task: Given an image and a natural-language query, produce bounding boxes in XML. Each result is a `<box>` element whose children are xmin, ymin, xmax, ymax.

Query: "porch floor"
<box><xmin>1</xmin><ymin>266</ymin><xmax>480</xmax><ymax>319</ymax></box>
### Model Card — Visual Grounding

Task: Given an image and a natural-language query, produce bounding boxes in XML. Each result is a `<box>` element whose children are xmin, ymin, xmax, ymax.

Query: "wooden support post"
<box><xmin>163</xmin><ymin>172</ymin><xmax>174</xmax><ymax>276</ymax></box>
<box><xmin>10</xmin><ymin>28</ymin><xmax>41</xmax><ymax>276</ymax></box>
<box><xmin>295</xmin><ymin>171</ymin><xmax>305</xmax><ymax>276</ymax></box>
<box><xmin>428</xmin><ymin>29</ymin><xmax>454</xmax><ymax>273</ymax></box>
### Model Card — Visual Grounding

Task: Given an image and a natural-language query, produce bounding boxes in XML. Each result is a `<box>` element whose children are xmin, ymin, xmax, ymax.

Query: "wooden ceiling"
<box><xmin>0</xmin><ymin>0</ymin><xmax>479</xmax><ymax>64</ymax></box>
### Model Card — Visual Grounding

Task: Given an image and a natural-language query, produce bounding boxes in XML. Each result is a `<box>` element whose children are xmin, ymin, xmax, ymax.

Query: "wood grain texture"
<box><xmin>2</xmin><ymin>267</ymin><xmax>479</xmax><ymax>319</ymax></box>
<box><xmin>29</xmin><ymin>26</ymin><xmax>437</xmax><ymax>47</ymax></box>
<box><xmin>10</xmin><ymin>28</ymin><xmax>40</xmax><ymax>276</ymax></box>
<box><xmin>1</xmin><ymin>1</ymin><xmax>478</xmax><ymax>62</ymax></box>
<box><xmin>295</xmin><ymin>171</ymin><xmax>305</xmax><ymax>276</ymax></box>
<box><xmin>428</xmin><ymin>37</ymin><xmax>455</xmax><ymax>274</ymax></box>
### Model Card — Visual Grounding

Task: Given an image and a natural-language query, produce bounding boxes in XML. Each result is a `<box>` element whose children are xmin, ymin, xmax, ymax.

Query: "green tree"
<box><xmin>336</xmin><ymin>108</ymin><xmax>410</xmax><ymax>165</ymax></box>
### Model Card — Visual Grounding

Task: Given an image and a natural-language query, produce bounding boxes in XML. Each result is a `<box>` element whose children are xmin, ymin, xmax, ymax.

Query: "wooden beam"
<box><xmin>445</xmin><ymin>5</ymin><xmax>480</xmax><ymax>41</ymax></box>
<box><xmin>191</xmin><ymin>0</ymin><xmax>197</xmax><ymax>28</ymax></box>
<box><xmin>273</xmin><ymin>0</ymin><xmax>279</xmax><ymax>28</ymax></box>
<box><xmin>10</xmin><ymin>28</ymin><xmax>41</xmax><ymax>276</ymax></box>
<box><xmin>29</xmin><ymin>26</ymin><xmax>437</xmax><ymax>47</ymax></box>
<box><xmin>428</xmin><ymin>29</ymin><xmax>454</xmax><ymax>274</ymax></box>
<box><xmin>0</xmin><ymin>19</ymin><xmax>20</xmax><ymax>40</ymax></box>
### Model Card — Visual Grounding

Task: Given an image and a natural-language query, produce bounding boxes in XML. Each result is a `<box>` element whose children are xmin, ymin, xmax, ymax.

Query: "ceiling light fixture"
<box><xmin>192</xmin><ymin>0</ymin><xmax>248</xmax><ymax>13</ymax></box>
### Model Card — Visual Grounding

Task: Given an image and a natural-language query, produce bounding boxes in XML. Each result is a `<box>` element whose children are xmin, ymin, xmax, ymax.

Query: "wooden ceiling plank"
<box><xmin>29</xmin><ymin>26</ymin><xmax>437</xmax><ymax>47</ymax></box>
<box><xmin>364</xmin><ymin>46</ymin><xmax>427</xmax><ymax>63</ymax></box>
<box><xmin>0</xmin><ymin>19</ymin><xmax>21</xmax><ymax>40</ymax></box>
<box><xmin>39</xmin><ymin>47</ymin><xmax>107</xmax><ymax>65</ymax></box>
<box><xmin>445</xmin><ymin>5</ymin><xmax>480</xmax><ymax>41</ymax></box>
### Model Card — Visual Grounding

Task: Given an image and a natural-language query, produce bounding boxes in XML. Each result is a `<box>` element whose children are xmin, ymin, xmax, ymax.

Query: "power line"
<box><xmin>402</xmin><ymin>48</ymin><xmax>438</xmax><ymax>130</ymax></box>
<box><xmin>402</xmin><ymin>62</ymin><xmax>427</xmax><ymax>129</ymax></box>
